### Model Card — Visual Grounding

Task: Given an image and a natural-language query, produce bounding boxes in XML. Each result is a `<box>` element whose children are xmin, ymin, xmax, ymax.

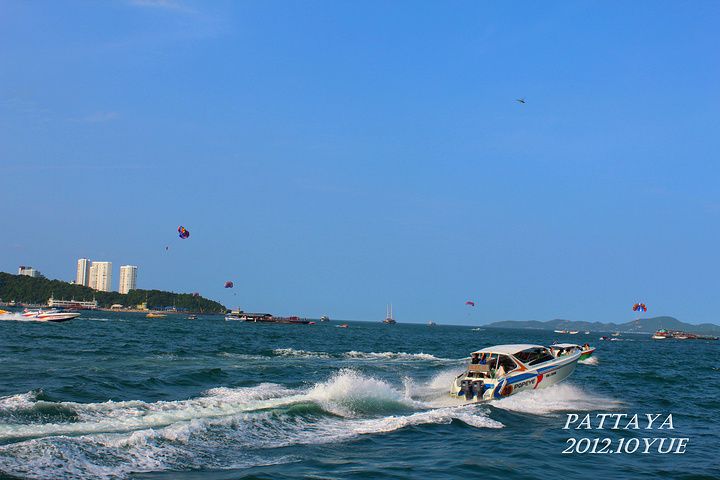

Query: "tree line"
<box><xmin>0</xmin><ymin>272</ymin><xmax>227</xmax><ymax>313</ymax></box>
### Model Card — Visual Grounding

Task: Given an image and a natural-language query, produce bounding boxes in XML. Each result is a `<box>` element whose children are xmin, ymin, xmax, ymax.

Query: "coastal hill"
<box><xmin>486</xmin><ymin>317</ymin><xmax>720</xmax><ymax>335</ymax></box>
<box><xmin>0</xmin><ymin>272</ymin><xmax>227</xmax><ymax>313</ymax></box>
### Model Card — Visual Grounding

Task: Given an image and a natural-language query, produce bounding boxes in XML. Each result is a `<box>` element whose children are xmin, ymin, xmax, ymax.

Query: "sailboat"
<box><xmin>383</xmin><ymin>304</ymin><xmax>396</xmax><ymax>324</ymax></box>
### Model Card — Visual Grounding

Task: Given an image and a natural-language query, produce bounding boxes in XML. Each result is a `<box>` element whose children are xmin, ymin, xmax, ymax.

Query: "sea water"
<box><xmin>0</xmin><ymin>313</ymin><xmax>718</xmax><ymax>479</ymax></box>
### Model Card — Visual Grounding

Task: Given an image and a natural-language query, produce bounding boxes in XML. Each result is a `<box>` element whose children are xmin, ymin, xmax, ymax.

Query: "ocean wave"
<box><xmin>0</xmin><ymin>370</ymin><xmax>502</xmax><ymax>479</ymax></box>
<box><xmin>491</xmin><ymin>383</ymin><xmax>623</xmax><ymax>415</ymax></box>
<box><xmin>273</xmin><ymin>348</ymin><xmax>332</xmax><ymax>359</ymax></box>
<box><xmin>344</xmin><ymin>351</ymin><xmax>455</xmax><ymax>362</ymax></box>
<box><xmin>579</xmin><ymin>356</ymin><xmax>599</xmax><ymax>366</ymax></box>
<box><xmin>0</xmin><ymin>313</ymin><xmax>36</xmax><ymax>322</ymax></box>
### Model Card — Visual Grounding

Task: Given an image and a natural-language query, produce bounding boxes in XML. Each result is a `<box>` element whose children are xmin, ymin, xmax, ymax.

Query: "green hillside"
<box><xmin>486</xmin><ymin>316</ymin><xmax>720</xmax><ymax>334</ymax></box>
<box><xmin>0</xmin><ymin>272</ymin><xmax>226</xmax><ymax>313</ymax></box>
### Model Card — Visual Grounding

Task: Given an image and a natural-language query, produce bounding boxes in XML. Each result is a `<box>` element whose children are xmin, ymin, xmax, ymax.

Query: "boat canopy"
<box><xmin>550</xmin><ymin>343</ymin><xmax>581</xmax><ymax>349</ymax></box>
<box><xmin>472</xmin><ymin>344</ymin><xmax>544</xmax><ymax>356</ymax></box>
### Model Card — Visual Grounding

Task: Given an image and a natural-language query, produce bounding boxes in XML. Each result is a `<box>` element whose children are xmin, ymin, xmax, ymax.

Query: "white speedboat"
<box><xmin>22</xmin><ymin>309</ymin><xmax>80</xmax><ymax>322</ymax></box>
<box><xmin>450</xmin><ymin>344</ymin><xmax>581</xmax><ymax>402</ymax></box>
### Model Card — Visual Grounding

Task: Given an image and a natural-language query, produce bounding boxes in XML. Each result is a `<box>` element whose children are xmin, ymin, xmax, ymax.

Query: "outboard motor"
<box><xmin>471</xmin><ymin>381</ymin><xmax>483</xmax><ymax>400</ymax></box>
<box><xmin>460</xmin><ymin>379</ymin><xmax>473</xmax><ymax>400</ymax></box>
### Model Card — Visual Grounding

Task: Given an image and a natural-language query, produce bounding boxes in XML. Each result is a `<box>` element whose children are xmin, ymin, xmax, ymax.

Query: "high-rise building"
<box><xmin>76</xmin><ymin>258</ymin><xmax>91</xmax><ymax>286</ymax></box>
<box><xmin>18</xmin><ymin>266</ymin><xmax>39</xmax><ymax>277</ymax></box>
<box><xmin>118</xmin><ymin>265</ymin><xmax>137</xmax><ymax>294</ymax></box>
<box><xmin>88</xmin><ymin>261</ymin><xmax>112</xmax><ymax>292</ymax></box>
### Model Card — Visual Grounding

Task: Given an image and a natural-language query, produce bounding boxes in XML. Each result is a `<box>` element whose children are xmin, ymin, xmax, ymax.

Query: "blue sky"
<box><xmin>1</xmin><ymin>0</ymin><xmax>719</xmax><ymax>324</ymax></box>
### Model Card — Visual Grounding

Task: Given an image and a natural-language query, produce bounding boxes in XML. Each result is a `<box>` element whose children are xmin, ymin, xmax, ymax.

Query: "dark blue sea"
<box><xmin>0</xmin><ymin>312</ymin><xmax>718</xmax><ymax>479</ymax></box>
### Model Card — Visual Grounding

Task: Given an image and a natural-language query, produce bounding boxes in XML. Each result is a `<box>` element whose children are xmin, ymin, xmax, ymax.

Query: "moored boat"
<box><xmin>450</xmin><ymin>344</ymin><xmax>581</xmax><ymax>402</ymax></box>
<box><xmin>383</xmin><ymin>304</ymin><xmax>396</xmax><ymax>324</ymax></box>
<box><xmin>652</xmin><ymin>329</ymin><xmax>671</xmax><ymax>340</ymax></box>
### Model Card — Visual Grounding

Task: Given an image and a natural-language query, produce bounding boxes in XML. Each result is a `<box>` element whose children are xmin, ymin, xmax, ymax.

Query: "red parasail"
<box><xmin>465</xmin><ymin>301</ymin><xmax>475</xmax><ymax>307</ymax></box>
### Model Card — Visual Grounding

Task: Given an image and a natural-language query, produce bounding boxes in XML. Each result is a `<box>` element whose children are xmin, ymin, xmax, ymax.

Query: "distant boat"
<box><xmin>652</xmin><ymin>329</ymin><xmax>671</xmax><ymax>340</ymax></box>
<box><xmin>611</xmin><ymin>332</ymin><xmax>621</xmax><ymax>337</ymax></box>
<box><xmin>554</xmin><ymin>329</ymin><xmax>568</xmax><ymax>334</ymax></box>
<box><xmin>427</xmin><ymin>321</ymin><xmax>436</xmax><ymax>327</ymax></box>
<box><xmin>584</xmin><ymin>331</ymin><xmax>590</xmax><ymax>334</ymax></box>
<box><xmin>337</xmin><ymin>324</ymin><xmax>349</xmax><ymax>328</ymax></box>
<box><xmin>383</xmin><ymin>304</ymin><xmax>396</xmax><ymax>324</ymax></box>
<box><xmin>146</xmin><ymin>312</ymin><xmax>166</xmax><ymax>319</ymax></box>
<box><xmin>568</xmin><ymin>331</ymin><xmax>579</xmax><ymax>335</ymax></box>
<box><xmin>187</xmin><ymin>315</ymin><xmax>197</xmax><ymax>320</ymax></box>
<box><xmin>22</xmin><ymin>309</ymin><xmax>80</xmax><ymax>322</ymax></box>
<box><xmin>320</xmin><ymin>315</ymin><xmax>330</xmax><ymax>322</ymax></box>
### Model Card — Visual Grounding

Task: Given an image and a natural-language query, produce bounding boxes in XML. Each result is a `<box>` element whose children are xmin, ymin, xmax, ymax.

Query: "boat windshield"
<box><xmin>515</xmin><ymin>347</ymin><xmax>554</xmax><ymax>366</ymax></box>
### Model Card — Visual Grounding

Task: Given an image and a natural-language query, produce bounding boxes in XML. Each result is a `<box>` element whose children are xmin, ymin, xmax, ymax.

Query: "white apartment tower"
<box><xmin>76</xmin><ymin>258</ymin><xmax>91</xmax><ymax>286</ymax></box>
<box><xmin>118</xmin><ymin>265</ymin><xmax>137</xmax><ymax>294</ymax></box>
<box><xmin>89</xmin><ymin>261</ymin><xmax>112</xmax><ymax>292</ymax></box>
<box><xmin>18</xmin><ymin>266</ymin><xmax>39</xmax><ymax>277</ymax></box>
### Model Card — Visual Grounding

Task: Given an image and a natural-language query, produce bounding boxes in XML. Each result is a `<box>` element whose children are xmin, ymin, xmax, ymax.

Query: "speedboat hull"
<box><xmin>22</xmin><ymin>310</ymin><xmax>80</xmax><ymax>322</ymax></box>
<box><xmin>579</xmin><ymin>347</ymin><xmax>595</xmax><ymax>360</ymax></box>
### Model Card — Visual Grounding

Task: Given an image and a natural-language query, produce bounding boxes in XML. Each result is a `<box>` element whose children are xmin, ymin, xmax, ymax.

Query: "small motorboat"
<box><xmin>450</xmin><ymin>344</ymin><xmax>581</xmax><ymax>402</ymax></box>
<box><xmin>427</xmin><ymin>321</ymin><xmax>436</xmax><ymax>327</ymax></box>
<box><xmin>652</xmin><ymin>329</ymin><xmax>671</xmax><ymax>340</ymax></box>
<box><xmin>599</xmin><ymin>336</ymin><xmax>610</xmax><ymax>341</ymax></box>
<box><xmin>611</xmin><ymin>331</ymin><xmax>621</xmax><ymax>337</ymax></box>
<box><xmin>553</xmin><ymin>329</ymin><xmax>568</xmax><ymax>334</ymax></box>
<box><xmin>337</xmin><ymin>324</ymin><xmax>349</xmax><ymax>328</ymax></box>
<box><xmin>550</xmin><ymin>343</ymin><xmax>595</xmax><ymax>361</ymax></box>
<box><xmin>568</xmin><ymin>330</ymin><xmax>579</xmax><ymax>335</ymax></box>
<box><xmin>22</xmin><ymin>309</ymin><xmax>80</xmax><ymax>322</ymax></box>
<box><xmin>320</xmin><ymin>315</ymin><xmax>330</xmax><ymax>322</ymax></box>
<box><xmin>187</xmin><ymin>315</ymin><xmax>198</xmax><ymax>320</ymax></box>
<box><xmin>146</xmin><ymin>312</ymin><xmax>166</xmax><ymax>319</ymax></box>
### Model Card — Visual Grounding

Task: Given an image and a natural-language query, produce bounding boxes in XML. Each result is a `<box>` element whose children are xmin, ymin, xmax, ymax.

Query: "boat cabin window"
<box><xmin>515</xmin><ymin>347</ymin><xmax>554</xmax><ymax>366</ymax></box>
<box><xmin>468</xmin><ymin>354</ymin><xmax>517</xmax><ymax>378</ymax></box>
<box><xmin>496</xmin><ymin>355</ymin><xmax>518</xmax><ymax>373</ymax></box>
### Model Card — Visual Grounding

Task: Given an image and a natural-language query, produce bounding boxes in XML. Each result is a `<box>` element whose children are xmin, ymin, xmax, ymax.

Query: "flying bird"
<box><xmin>516</xmin><ymin>98</ymin><xmax>526</xmax><ymax>104</ymax></box>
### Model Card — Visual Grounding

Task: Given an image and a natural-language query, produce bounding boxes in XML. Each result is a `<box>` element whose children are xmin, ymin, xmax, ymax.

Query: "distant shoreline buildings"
<box><xmin>18</xmin><ymin>266</ymin><xmax>41</xmax><ymax>277</ymax></box>
<box><xmin>75</xmin><ymin>259</ymin><xmax>137</xmax><ymax>293</ymax></box>
<box><xmin>119</xmin><ymin>265</ymin><xmax>138</xmax><ymax>294</ymax></box>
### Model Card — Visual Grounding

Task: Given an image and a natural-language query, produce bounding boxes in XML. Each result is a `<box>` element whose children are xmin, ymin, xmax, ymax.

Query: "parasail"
<box><xmin>224</xmin><ymin>281</ymin><xmax>234</xmax><ymax>288</ymax></box>
<box><xmin>465</xmin><ymin>301</ymin><xmax>475</xmax><ymax>307</ymax></box>
<box><xmin>178</xmin><ymin>226</ymin><xmax>190</xmax><ymax>239</ymax></box>
<box><xmin>632</xmin><ymin>303</ymin><xmax>647</xmax><ymax>312</ymax></box>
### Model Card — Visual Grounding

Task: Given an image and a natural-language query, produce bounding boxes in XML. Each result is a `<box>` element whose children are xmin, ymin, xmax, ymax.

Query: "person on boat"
<box><xmin>471</xmin><ymin>353</ymin><xmax>480</xmax><ymax>364</ymax></box>
<box><xmin>582</xmin><ymin>343</ymin><xmax>590</xmax><ymax>350</ymax></box>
